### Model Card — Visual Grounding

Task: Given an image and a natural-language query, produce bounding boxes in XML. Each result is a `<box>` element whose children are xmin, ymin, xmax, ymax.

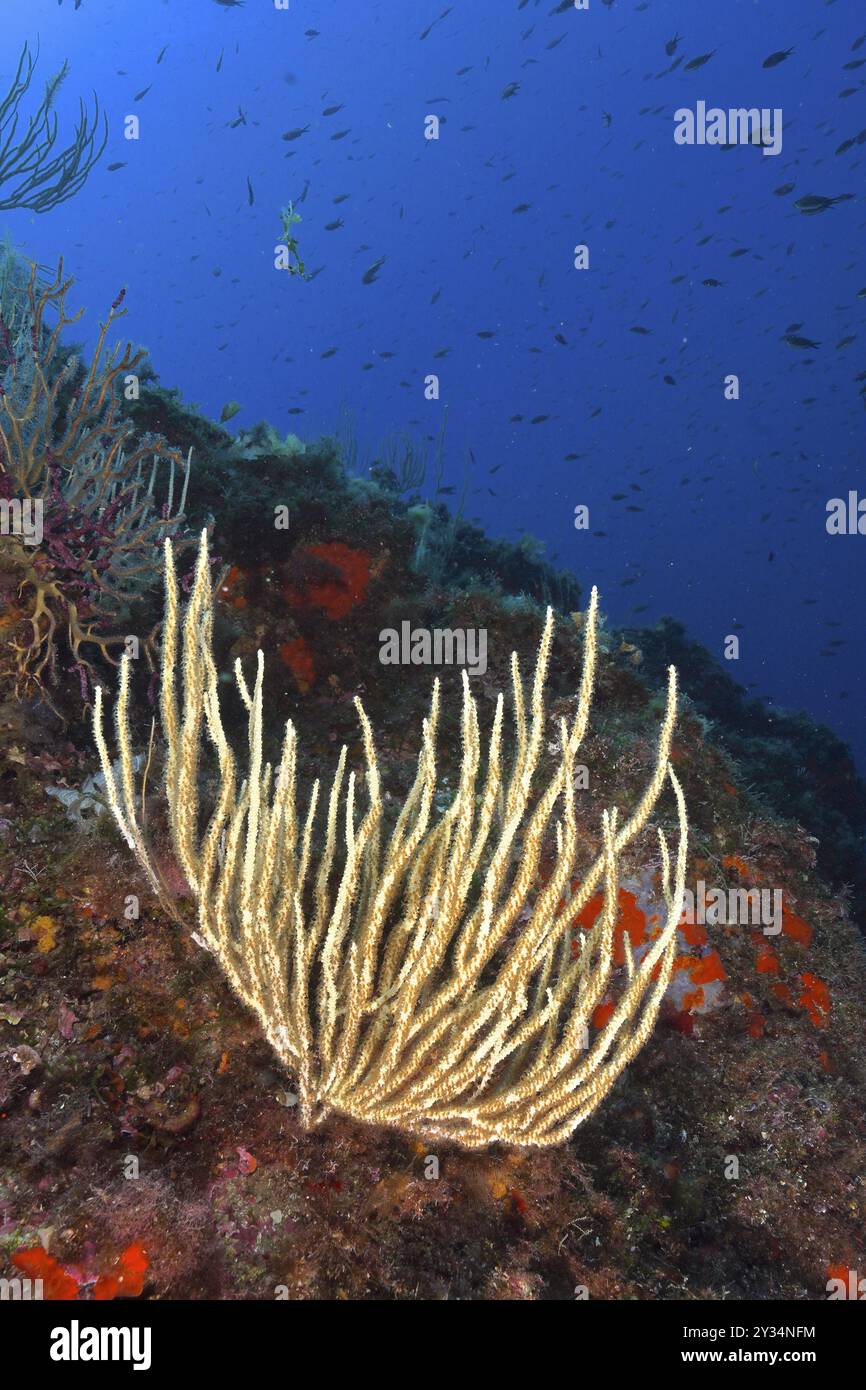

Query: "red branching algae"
<box><xmin>11</xmin><ymin>1247</ymin><xmax>80</xmax><ymax>1300</ymax></box>
<box><xmin>798</xmin><ymin>973</ymin><xmax>831</xmax><ymax>1029</ymax></box>
<box><xmin>284</xmin><ymin>542</ymin><xmax>371</xmax><ymax>619</ymax></box>
<box><xmin>279</xmin><ymin>635</ymin><xmax>316</xmax><ymax>690</ymax></box>
<box><xmin>93</xmin><ymin>1241</ymin><xmax>149</xmax><ymax>1300</ymax></box>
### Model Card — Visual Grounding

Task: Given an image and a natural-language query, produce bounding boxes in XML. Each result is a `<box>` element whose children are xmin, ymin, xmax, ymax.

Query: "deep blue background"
<box><xmin>1</xmin><ymin>0</ymin><xmax>864</xmax><ymax>771</ymax></box>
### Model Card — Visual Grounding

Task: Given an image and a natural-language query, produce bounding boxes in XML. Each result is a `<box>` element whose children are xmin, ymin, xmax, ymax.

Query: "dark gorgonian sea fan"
<box><xmin>0</xmin><ymin>253</ymin><xmax>191</xmax><ymax>709</ymax></box>
<box><xmin>0</xmin><ymin>41</ymin><xmax>107</xmax><ymax>215</ymax></box>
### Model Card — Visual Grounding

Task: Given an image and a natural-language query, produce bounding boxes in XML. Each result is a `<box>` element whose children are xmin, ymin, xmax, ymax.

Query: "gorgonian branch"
<box><xmin>0</xmin><ymin>41</ymin><xmax>107</xmax><ymax>215</ymax></box>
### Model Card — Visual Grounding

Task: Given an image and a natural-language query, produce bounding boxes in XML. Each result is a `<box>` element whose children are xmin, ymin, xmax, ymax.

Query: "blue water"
<box><xmin>2</xmin><ymin>0</ymin><xmax>864</xmax><ymax>769</ymax></box>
